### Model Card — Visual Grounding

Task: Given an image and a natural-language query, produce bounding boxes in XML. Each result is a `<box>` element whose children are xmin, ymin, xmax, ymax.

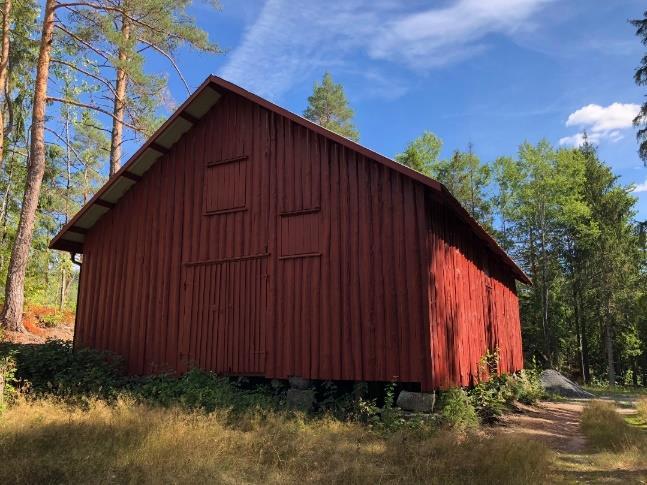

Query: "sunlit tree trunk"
<box><xmin>0</xmin><ymin>0</ymin><xmax>11</xmax><ymax>169</ymax></box>
<box><xmin>0</xmin><ymin>0</ymin><xmax>56</xmax><ymax>332</ymax></box>
<box><xmin>604</xmin><ymin>301</ymin><xmax>616</xmax><ymax>386</ymax></box>
<box><xmin>109</xmin><ymin>13</ymin><xmax>130</xmax><ymax>177</ymax></box>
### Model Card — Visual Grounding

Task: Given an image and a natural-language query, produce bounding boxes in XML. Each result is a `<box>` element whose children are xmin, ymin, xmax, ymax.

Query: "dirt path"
<box><xmin>499</xmin><ymin>401</ymin><xmax>588</xmax><ymax>453</ymax></box>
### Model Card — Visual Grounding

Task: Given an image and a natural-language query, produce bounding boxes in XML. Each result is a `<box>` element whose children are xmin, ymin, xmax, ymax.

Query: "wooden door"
<box><xmin>179</xmin><ymin>256</ymin><xmax>268</xmax><ymax>374</ymax></box>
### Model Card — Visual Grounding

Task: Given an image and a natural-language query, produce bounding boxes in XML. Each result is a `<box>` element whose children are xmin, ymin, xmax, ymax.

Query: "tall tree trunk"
<box><xmin>0</xmin><ymin>0</ymin><xmax>55</xmax><ymax>332</ymax></box>
<box><xmin>574</xmin><ymin>288</ymin><xmax>584</xmax><ymax>383</ymax></box>
<box><xmin>604</xmin><ymin>301</ymin><xmax>616</xmax><ymax>387</ymax></box>
<box><xmin>58</xmin><ymin>110</ymin><xmax>71</xmax><ymax>311</ymax></box>
<box><xmin>581</xmin><ymin>313</ymin><xmax>590</xmax><ymax>383</ymax></box>
<box><xmin>108</xmin><ymin>13</ymin><xmax>130</xmax><ymax>177</ymax></box>
<box><xmin>539</xmin><ymin>203</ymin><xmax>551</xmax><ymax>366</ymax></box>
<box><xmin>571</xmin><ymin>262</ymin><xmax>590</xmax><ymax>384</ymax></box>
<box><xmin>0</xmin><ymin>159</ymin><xmax>13</xmax><ymax>275</ymax></box>
<box><xmin>58</xmin><ymin>268</ymin><xmax>66</xmax><ymax>310</ymax></box>
<box><xmin>0</xmin><ymin>0</ymin><xmax>11</xmax><ymax>170</ymax></box>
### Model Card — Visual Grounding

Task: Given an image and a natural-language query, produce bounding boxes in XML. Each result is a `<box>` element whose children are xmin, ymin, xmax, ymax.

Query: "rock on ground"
<box><xmin>396</xmin><ymin>390</ymin><xmax>436</xmax><ymax>412</ymax></box>
<box><xmin>286</xmin><ymin>389</ymin><xmax>316</xmax><ymax>411</ymax></box>
<box><xmin>539</xmin><ymin>370</ymin><xmax>594</xmax><ymax>399</ymax></box>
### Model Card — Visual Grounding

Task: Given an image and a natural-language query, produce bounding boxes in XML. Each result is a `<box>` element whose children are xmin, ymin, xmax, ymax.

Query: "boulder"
<box><xmin>540</xmin><ymin>369</ymin><xmax>594</xmax><ymax>398</ymax></box>
<box><xmin>287</xmin><ymin>389</ymin><xmax>316</xmax><ymax>413</ymax></box>
<box><xmin>287</xmin><ymin>389</ymin><xmax>316</xmax><ymax>411</ymax></box>
<box><xmin>288</xmin><ymin>376</ymin><xmax>311</xmax><ymax>390</ymax></box>
<box><xmin>396</xmin><ymin>390</ymin><xmax>436</xmax><ymax>413</ymax></box>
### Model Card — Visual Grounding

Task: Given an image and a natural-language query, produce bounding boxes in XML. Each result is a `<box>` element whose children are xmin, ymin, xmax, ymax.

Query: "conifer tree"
<box><xmin>631</xmin><ymin>11</ymin><xmax>647</xmax><ymax>164</ymax></box>
<box><xmin>54</xmin><ymin>0</ymin><xmax>222</xmax><ymax>175</ymax></box>
<box><xmin>1</xmin><ymin>0</ymin><xmax>57</xmax><ymax>331</ymax></box>
<box><xmin>304</xmin><ymin>72</ymin><xmax>359</xmax><ymax>141</ymax></box>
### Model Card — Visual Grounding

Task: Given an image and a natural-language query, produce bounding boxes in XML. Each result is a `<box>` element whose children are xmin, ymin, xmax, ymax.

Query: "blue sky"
<box><xmin>158</xmin><ymin>0</ymin><xmax>647</xmax><ymax>219</ymax></box>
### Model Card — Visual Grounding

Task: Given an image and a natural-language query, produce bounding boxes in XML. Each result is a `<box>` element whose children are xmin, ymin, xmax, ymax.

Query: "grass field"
<box><xmin>2</xmin><ymin>342</ymin><xmax>647</xmax><ymax>484</ymax></box>
<box><xmin>0</xmin><ymin>398</ymin><xmax>552</xmax><ymax>485</ymax></box>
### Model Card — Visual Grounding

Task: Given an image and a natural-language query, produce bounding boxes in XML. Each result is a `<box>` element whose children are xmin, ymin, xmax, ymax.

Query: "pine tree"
<box><xmin>1</xmin><ymin>0</ymin><xmax>57</xmax><ymax>331</ymax></box>
<box><xmin>631</xmin><ymin>11</ymin><xmax>647</xmax><ymax>165</ymax></box>
<box><xmin>0</xmin><ymin>0</ymin><xmax>12</xmax><ymax>167</ymax></box>
<box><xmin>53</xmin><ymin>0</ymin><xmax>222</xmax><ymax>175</ymax></box>
<box><xmin>304</xmin><ymin>72</ymin><xmax>359</xmax><ymax>141</ymax></box>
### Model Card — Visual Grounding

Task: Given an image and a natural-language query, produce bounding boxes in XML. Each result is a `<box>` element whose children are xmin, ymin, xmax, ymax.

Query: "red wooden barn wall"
<box><xmin>74</xmin><ymin>91</ymin><xmax>523</xmax><ymax>391</ymax></box>
<box><xmin>426</xmin><ymin>198</ymin><xmax>523</xmax><ymax>389</ymax></box>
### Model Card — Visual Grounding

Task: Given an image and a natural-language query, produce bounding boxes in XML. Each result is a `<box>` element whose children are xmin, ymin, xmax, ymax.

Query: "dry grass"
<box><xmin>637</xmin><ymin>398</ymin><xmax>647</xmax><ymax>424</ymax></box>
<box><xmin>580</xmin><ymin>400</ymin><xmax>637</xmax><ymax>451</ymax></box>
<box><xmin>558</xmin><ymin>399</ymin><xmax>647</xmax><ymax>482</ymax></box>
<box><xmin>0</xmin><ymin>398</ymin><xmax>552</xmax><ymax>485</ymax></box>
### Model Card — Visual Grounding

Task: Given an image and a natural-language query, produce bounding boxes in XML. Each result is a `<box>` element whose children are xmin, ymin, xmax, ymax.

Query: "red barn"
<box><xmin>50</xmin><ymin>76</ymin><xmax>529</xmax><ymax>391</ymax></box>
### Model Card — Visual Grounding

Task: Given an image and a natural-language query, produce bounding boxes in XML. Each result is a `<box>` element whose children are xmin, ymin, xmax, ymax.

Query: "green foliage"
<box><xmin>396</xmin><ymin>131</ymin><xmax>443</xmax><ymax>176</ymax></box>
<box><xmin>0</xmin><ymin>351</ymin><xmax>17</xmax><ymax>412</ymax></box>
<box><xmin>318</xmin><ymin>380</ymin><xmax>381</xmax><ymax>423</ymax></box>
<box><xmin>0</xmin><ymin>340</ymin><xmax>280</xmax><ymax>412</ymax></box>
<box><xmin>37</xmin><ymin>311</ymin><xmax>66</xmax><ymax>328</ymax></box>
<box><xmin>396</xmin><ymin>134</ymin><xmax>492</xmax><ymax>227</ymax></box>
<box><xmin>470</xmin><ymin>379</ymin><xmax>507</xmax><ymax>423</ymax></box>
<box><xmin>0</xmin><ymin>340</ymin><xmax>124</xmax><ymax>404</ymax></box>
<box><xmin>304</xmin><ymin>72</ymin><xmax>359</xmax><ymax>141</ymax></box>
<box><xmin>0</xmin><ymin>342</ymin><xmax>428</xmax><ymax>433</ymax></box>
<box><xmin>377</xmin><ymin>383</ymin><xmax>409</xmax><ymax>432</ymax></box>
<box><xmin>511</xmin><ymin>369</ymin><xmax>546</xmax><ymax>404</ymax></box>
<box><xmin>438</xmin><ymin>388</ymin><xmax>479</xmax><ymax>429</ymax></box>
<box><xmin>468</xmin><ymin>370</ymin><xmax>545</xmax><ymax>423</ymax></box>
<box><xmin>131</xmin><ymin>370</ymin><xmax>278</xmax><ymax>414</ymax></box>
<box><xmin>631</xmin><ymin>11</ymin><xmax>647</xmax><ymax>164</ymax></box>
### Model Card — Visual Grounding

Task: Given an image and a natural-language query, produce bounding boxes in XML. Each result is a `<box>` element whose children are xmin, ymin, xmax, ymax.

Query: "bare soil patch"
<box><xmin>499</xmin><ymin>401</ymin><xmax>587</xmax><ymax>453</ymax></box>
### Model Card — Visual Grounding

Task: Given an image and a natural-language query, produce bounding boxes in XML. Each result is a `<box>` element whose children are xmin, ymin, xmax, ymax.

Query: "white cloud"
<box><xmin>220</xmin><ymin>0</ymin><xmax>553</xmax><ymax>99</ymax></box>
<box><xmin>634</xmin><ymin>179</ymin><xmax>647</xmax><ymax>193</ymax></box>
<box><xmin>370</xmin><ymin>0</ymin><xmax>553</xmax><ymax>68</ymax></box>
<box><xmin>559</xmin><ymin>103</ymin><xmax>640</xmax><ymax>147</ymax></box>
<box><xmin>565</xmin><ymin>103</ymin><xmax>639</xmax><ymax>132</ymax></box>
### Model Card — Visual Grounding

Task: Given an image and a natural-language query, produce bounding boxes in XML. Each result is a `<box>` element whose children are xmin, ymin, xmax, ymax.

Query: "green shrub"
<box><xmin>0</xmin><ymin>351</ymin><xmax>17</xmax><ymax>412</ymax></box>
<box><xmin>0</xmin><ymin>340</ymin><xmax>124</xmax><ymax>405</ymax></box>
<box><xmin>511</xmin><ymin>369</ymin><xmax>545</xmax><ymax>404</ymax></box>
<box><xmin>467</xmin><ymin>369</ymin><xmax>545</xmax><ymax>423</ymax></box>
<box><xmin>439</xmin><ymin>388</ymin><xmax>479</xmax><ymax>429</ymax></box>
<box><xmin>318</xmin><ymin>381</ymin><xmax>381</xmax><ymax>424</ymax></box>
<box><xmin>130</xmin><ymin>369</ymin><xmax>279</xmax><ymax>413</ymax></box>
<box><xmin>469</xmin><ymin>378</ymin><xmax>507</xmax><ymax>423</ymax></box>
<box><xmin>37</xmin><ymin>312</ymin><xmax>66</xmax><ymax>328</ymax></box>
<box><xmin>377</xmin><ymin>382</ymin><xmax>409</xmax><ymax>432</ymax></box>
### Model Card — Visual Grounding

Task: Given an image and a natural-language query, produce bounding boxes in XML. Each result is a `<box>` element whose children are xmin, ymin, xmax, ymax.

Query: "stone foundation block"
<box><xmin>396</xmin><ymin>390</ymin><xmax>436</xmax><ymax>413</ymax></box>
<box><xmin>287</xmin><ymin>389</ymin><xmax>316</xmax><ymax>411</ymax></box>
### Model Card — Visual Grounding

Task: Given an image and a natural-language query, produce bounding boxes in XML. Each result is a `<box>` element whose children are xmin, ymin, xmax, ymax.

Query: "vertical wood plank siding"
<box><xmin>426</xmin><ymin>196</ymin><xmax>524</xmax><ymax>388</ymax></box>
<box><xmin>75</xmin><ymin>92</ymin><xmax>523</xmax><ymax>390</ymax></box>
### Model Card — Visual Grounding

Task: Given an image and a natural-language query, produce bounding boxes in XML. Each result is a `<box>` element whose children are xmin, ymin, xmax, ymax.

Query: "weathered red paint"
<box><xmin>54</xmin><ymin>77</ymin><xmax>526</xmax><ymax>390</ymax></box>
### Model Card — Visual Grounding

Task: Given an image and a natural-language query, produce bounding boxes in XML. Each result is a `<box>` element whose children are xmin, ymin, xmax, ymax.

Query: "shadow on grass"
<box><xmin>0</xmin><ymin>399</ymin><xmax>554</xmax><ymax>485</ymax></box>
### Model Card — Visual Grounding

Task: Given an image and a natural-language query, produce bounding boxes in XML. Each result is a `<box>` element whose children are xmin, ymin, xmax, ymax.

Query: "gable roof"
<box><xmin>50</xmin><ymin>75</ymin><xmax>531</xmax><ymax>285</ymax></box>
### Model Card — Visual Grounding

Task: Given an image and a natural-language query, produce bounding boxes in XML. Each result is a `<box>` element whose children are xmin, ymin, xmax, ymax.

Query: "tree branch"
<box><xmin>137</xmin><ymin>38</ymin><xmax>190</xmax><ymax>93</ymax></box>
<box><xmin>51</xmin><ymin>58</ymin><xmax>118</xmax><ymax>98</ymax></box>
<box><xmin>47</xmin><ymin>96</ymin><xmax>142</xmax><ymax>132</ymax></box>
<box><xmin>54</xmin><ymin>22</ymin><xmax>112</xmax><ymax>61</ymax></box>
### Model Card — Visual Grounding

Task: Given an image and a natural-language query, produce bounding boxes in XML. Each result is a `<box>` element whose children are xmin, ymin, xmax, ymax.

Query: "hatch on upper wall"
<box><xmin>49</xmin><ymin>80</ymin><xmax>223</xmax><ymax>254</ymax></box>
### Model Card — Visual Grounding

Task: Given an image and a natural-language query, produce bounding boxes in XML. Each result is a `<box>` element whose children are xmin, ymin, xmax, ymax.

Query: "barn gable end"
<box><xmin>52</xmin><ymin>76</ymin><xmax>526</xmax><ymax>390</ymax></box>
